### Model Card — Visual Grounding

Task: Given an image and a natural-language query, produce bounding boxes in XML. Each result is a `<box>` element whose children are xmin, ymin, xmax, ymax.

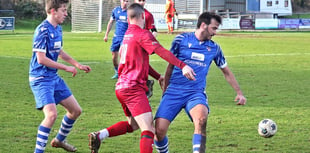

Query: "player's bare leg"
<box><xmin>51</xmin><ymin>95</ymin><xmax>82</xmax><ymax>152</ymax></box>
<box><xmin>111</xmin><ymin>51</ymin><xmax>119</xmax><ymax>79</ymax></box>
<box><xmin>154</xmin><ymin>118</ymin><xmax>171</xmax><ymax>153</ymax></box>
<box><xmin>134</xmin><ymin>112</ymin><xmax>155</xmax><ymax>153</ymax></box>
<box><xmin>190</xmin><ymin>104</ymin><xmax>208</xmax><ymax>153</ymax></box>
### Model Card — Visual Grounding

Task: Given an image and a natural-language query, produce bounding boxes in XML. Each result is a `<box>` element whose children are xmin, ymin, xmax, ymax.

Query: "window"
<box><xmin>275</xmin><ymin>0</ymin><xmax>279</xmax><ymax>5</ymax></box>
<box><xmin>267</xmin><ymin>1</ymin><xmax>272</xmax><ymax>7</ymax></box>
<box><xmin>285</xmin><ymin>0</ymin><xmax>289</xmax><ymax>7</ymax></box>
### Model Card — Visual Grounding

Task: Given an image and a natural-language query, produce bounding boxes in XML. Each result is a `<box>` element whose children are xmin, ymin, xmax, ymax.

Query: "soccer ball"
<box><xmin>258</xmin><ymin>119</ymin><xmax>277</xmax><ymax>138</ymax></box>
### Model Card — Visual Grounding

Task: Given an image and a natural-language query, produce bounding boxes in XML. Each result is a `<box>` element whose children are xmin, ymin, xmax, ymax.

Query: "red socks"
<box><xmin>140</xmin><ymin>130</ymin><xmax>154</xmax><ymax>153</ymax></box>
<box><xmin>106</xmin><ymin>121</ymin><xmax>133</xmax><ymax>137</ymax></box>
<box><xmin>106</xmin><ymin>122</ymin><xmax>154</xmax><ymax>153</ymax></box>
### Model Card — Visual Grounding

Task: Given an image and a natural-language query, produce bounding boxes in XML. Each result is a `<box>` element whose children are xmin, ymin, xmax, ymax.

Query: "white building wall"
<box><xmin>260</xmin><ymin>0</ymin><xmax>292</xmax><ymax>16</ymax></box>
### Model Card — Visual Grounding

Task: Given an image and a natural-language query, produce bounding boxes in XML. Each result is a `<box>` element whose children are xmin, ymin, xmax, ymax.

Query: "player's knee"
<box><xmin>75</xmin><ymin>107</ymin><xmax>82</xmax><ymax>117</ymax></box>
<box><xmin>155</xmin><ymin>127</ymin><xmax>167</xmax><ymax>139</ymax></box>
<box><xmin>129</xmin><ymin>124</ymin><xmax>139</xmax><ymax>132</ymax></box>
<box><xmin>72</xmin><ymin>107</ymin><xmax>82</xmax><ymax>118</ymax></box>
<box><xmin>195</xmin><ymin>117</ymin><xmax>207</xmax><ymax>128</ymax></box>
<box><xmin>45</xmin><ymin>112</ymin><xmax>57</xmax><ymax>123</ymax></box>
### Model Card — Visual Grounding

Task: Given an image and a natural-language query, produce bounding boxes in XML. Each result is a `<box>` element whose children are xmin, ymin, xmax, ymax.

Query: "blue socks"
<box><xmin>114</xmin><ymin>67</ymin><xmax>118</xmax><ymax>74</ymax></box>
<box><xmin>34</xmin><ymin>125</ymin><xmax>51</xmax><ymax>153</ymax></box>
<box><xmin>56</xmin><ymin>115</ymin><xmax>75</xmax><ymax>142</ymax></box>
<box><xmin>192</xmin><ymin>134</ymin><xmax>206</xmax><ymax>153</ymax></box>
<box><xmin>154</xmin><ymin>134</ymin><xmax>206</xmax><ymax>153</ymax></box>
<box><xmin>154</xmin><ymin>136</ymin><xmax>169</xmax><ymax>153</ymax></box>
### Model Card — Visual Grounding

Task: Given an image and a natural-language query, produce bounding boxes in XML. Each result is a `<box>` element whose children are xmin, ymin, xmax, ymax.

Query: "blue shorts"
<box><xmin>29</xmin><ymin>75</ymin><xmax>72</xmax><ymax>110</ymax></box>
<box><xmin>155</xmin><ymin>87</ymin><xmax>209</xmax><ymax>122</ymax></box>
<box><xmin>110</xmin><ymin>36</ymin><xmax>123</xmax><ymax>52</ymax></box>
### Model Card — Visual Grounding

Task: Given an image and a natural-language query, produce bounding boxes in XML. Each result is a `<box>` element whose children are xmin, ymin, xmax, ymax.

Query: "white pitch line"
<box><xmin>0</xmin><ymin>56</ymin><xmax>101</xmax><ymax>64</ymax></box>
<box><xmin>149</xmin><ymin>52</ymin><xmax>310</xmax><ymax>62</ymax></box>
<box><xmin>0</xmin><ymin>55</ymin><xmax>29</xmax><ymax>60</ymax></box>
<box><xmin>1</xmin><ymin>52</ymin><xmax>309</xmax><ymax>63</ymax></box>
<box><xmin>225</xmin><ymin>53</ymin><xmax>310</xmax><ymax>58</ymax></box>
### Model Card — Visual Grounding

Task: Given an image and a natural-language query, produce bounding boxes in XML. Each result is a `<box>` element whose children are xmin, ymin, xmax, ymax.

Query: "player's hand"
<box><xmin>103</xmin><ymin>36</ymin><xmax>108</xmax><ymax>42</ymax></box>
<box><xmin>152</xmin><ymin>32</ymin><xmax>157</xmax><ymax>38</ymax></box>
<box><xmin>158</xmin><ymin>76</ymin><xmax>165</xmax><ymax>91</ymax></box>
<box><xmin>234</xmin><ymin>94</ymin><xmax>246</xmax><ymax>105</ymax></box>
<box><xmin>182</xmin><ymin>65</ymin><xmax>196</xmax><ymax>81</ymax></box>
<box><xmin>78</xmin><ymin>65</ymin><xmax>91</xmax><ymax>73</ymax></box>
<box><xmin>65</xmin><ymin>66</ymin><xmax>77</xmax><ymax>77</ymax></box>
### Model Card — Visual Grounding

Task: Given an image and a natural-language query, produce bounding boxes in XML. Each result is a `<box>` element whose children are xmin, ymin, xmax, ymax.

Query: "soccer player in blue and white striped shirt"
<box><xmin>154</xmin><ymin>12</ymin><xmax>247</xmax><ymax>153</ymax></box>
<box><xmin>29</xmin><ymin>0</ymin><xmax>91</xmax><ymax>152</ymax></box>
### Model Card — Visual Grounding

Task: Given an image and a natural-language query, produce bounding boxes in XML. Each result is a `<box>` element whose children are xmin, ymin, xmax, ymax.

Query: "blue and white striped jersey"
<box><xmin>168</xmin><ymin>32</ymin><xmax>227</xmax><ymax>91</ymax></box>
<box><xmin>29</xmin><ymin>20</ymin><xmax>63</xmax><ymax>78</ymax></box>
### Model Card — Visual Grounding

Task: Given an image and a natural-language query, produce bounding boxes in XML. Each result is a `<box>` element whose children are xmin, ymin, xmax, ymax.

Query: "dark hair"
<box><xmin>45</xmin><ymin>0</ymin><xmax>69</xmax><ymax>14</ymax></box>
<box><xmin>127</xmin><ymin>3</ymin><xmax>144</xmax><ymax>19</ymax></box>
<box><xmin>196</xmin><ymin>12</ymin><xmax>222</xmax><ymax>28</ymax></box>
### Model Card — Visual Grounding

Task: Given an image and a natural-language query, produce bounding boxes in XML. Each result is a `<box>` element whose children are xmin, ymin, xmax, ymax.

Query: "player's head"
<box><xmin>135</xmin><ymin>0</ymin><xmax>146</xmax><ymax>8</ymax></box>
<box><xmin>196</xmin><ymin>12</ymin><xmax>222</xmax><ymax>40</ymax></box>
<box><xmin>121</xmin><ymin>0</ymin><xmax>130</xmax><ymax>9</ymax></box>
<box><xmin>45</xmin><ymin>0</ymin><xmax>69</xmax><ymax>24</ymax></box>
<box><xmin>128</xmin><ymin>3</ymin><xmax>145</xmax><ymax>28</ymax></box>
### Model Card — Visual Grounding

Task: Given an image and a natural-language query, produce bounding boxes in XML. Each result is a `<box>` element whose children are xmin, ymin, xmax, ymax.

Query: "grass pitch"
<box><xmin>0</xmin><ymin>28</ymin><xmax>310</xmax><ymax>152</ymax></box>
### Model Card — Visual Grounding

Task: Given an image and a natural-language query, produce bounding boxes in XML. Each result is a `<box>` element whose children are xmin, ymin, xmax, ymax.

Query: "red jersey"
<box><xmin>144</xmin><ymin>9</ymin><xmax>156</xmax><ymax>30</ymax></box>
<box><xmin>128</xmin><ymin>9</ymin><xmax>156</xmax><ymax>30</ymax></box>
<box><xmin>116</xmin><ymin>24</ymin><xmax>161</xmax><ymax>91</ymax></box>
<box><xmin>165</xmin><ymin>0</ymin><xmax>175</xmax><ymax>18</ymax></box>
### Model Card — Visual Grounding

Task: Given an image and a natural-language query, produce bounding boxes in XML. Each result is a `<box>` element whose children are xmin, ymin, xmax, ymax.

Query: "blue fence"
<box><xmin>220</xmin><ymin>18</ymin><xmax>310</xmax><ymax>30</ymax></box>
<box><xmin>0</xmin><ymin>10</ymin><xmax>15</xmax><ymax>31</ymax></box>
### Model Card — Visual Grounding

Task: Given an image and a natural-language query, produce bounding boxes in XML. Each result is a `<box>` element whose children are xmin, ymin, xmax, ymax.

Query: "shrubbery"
<box><xmin>14</xmin><ymin>1</ymin><xmax>46</xmax><ymax>20</ymax></box>
<box><xmin>5</xmin><ymin>1</ymin><xmax>71</xmax><ymax>23</ymax></box>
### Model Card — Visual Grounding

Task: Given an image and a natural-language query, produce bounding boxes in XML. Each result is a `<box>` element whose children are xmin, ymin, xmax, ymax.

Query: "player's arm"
<box><xmin>36</xmin><ymin>51</ymin><xmax>78</xmax><ymax>77</ymax></box>
<box><xmin>148</xmin><ymin>13</ymin><xmax>157</xmax><ymax>37</ymax></box>
<box><xmin>141</xmin><ymin>32</ymin><xmax>195</xmax><ymax>80</ymax></box>
<box><xmin>220</xmin><ymin>66</ymin><xmax>246</xmax><ymax>105</ymax></box>
<box><xmin>150</xmin><ymin>28</ymin><xmax>157</xmax><ymax>37</ymax></box>
<box><xmin>148</xmin><ymin>65</ymin><xmax>160</xmax><ymax>80</ymax></box>
<box><xmin>104</xmin><ymin>19</ymin><xmax>114</xmax><ymax>42</ymax></box>
<box><xmin>153</xmin><ymin>47</ymin><xmax>195</xmax><ymax>81</ymax></box>
<box><xmin>59</xmin><ymin>50</ymin><xmax>91</xmax><ymax>74</ymax></box>
<box><xmin>163</xmin><ymin>63</ymin><xmax>174</xmax><ymax>92</ymax></box>
<box><xmin>148</xmin><ymin>65</ymin><xmax>164</xmax><ymax>90</ymax></box>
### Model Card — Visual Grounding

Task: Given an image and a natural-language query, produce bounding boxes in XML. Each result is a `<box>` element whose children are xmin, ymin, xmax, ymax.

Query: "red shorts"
<box><xmin>115</xmin><ymin>85</ymin><xmax>151</xmax><ymax>117</ymax></box>
<box><xmin>166</xmin><ymin>16</ymin><xmax>173</xmax><ymax>23</ymax></box>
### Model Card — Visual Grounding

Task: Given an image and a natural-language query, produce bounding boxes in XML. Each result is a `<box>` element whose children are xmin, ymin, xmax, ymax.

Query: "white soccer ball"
<box><xmin>258</xmin><ymin>119</ymin><xmax>277</xmax><ymax>138</ymax></box>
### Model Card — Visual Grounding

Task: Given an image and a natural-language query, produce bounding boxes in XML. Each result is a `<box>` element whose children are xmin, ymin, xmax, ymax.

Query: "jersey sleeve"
<box><xmin>149</xmin><ymin>65</ymin><xmax>161</xmax><ymax>80</ymax></box>
<box><xmin>214</xmin><ymin>45</ymin><xmax>227</xmax><ymax>68</ymax></box>
<box><xmin>165</xmin><ymin>2</ymin><xmax>171</xmax><ymax>13</ymax></box>
<box><xmin>139</xmin><ymin>30</ymin><xmax>161</xmax><ymax>55</ymax></box>
<box><xmin>32</xmin><ymin>26</ymin><xmax>48</xmax><ymax>53</ymax></box>
<box><xmin>145</xmin><ymin>13</ymin><xmax>155</xmax><ymax>30</ymax></box>
<box><xmin>170</xmin><ymin>34</ymin><xmax>184</xmax><ymax>56</ymax></box>
<box><xmin>111</xmin><ymin>8</ymin><xmax>116</xmax><ymax>20</ymax></box>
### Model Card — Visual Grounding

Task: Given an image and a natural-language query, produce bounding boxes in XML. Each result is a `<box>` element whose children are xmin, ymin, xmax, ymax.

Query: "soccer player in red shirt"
<box><xmin>135</xmin><ymin>0</ymin><xmax>157</xmax><ymax>37</ymax></box>
<box><xmin>134</xmin><ymin>0</ymin><xmax>160</xmax><ymax>99</ymax></box>
<box><xmin>165</xmin><ymin>0</ymin><xmax>177</xmax><ymax>33</ymax></box>
<box><xmin>88</xmin><ymin>3</ymin><xmax>195</xmax><ymax>153</ymax></box>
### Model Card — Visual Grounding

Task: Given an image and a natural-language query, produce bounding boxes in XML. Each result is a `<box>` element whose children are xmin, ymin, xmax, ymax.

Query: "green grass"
<box><xmin>283</xmin><ymin>13</ymin><xmax>310</xmax><ymax>18</ymax></box>
<box><xmin>1</xmin><ymin>23</ymin><xmax>310</xmax><ymax>152</ymax></box>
